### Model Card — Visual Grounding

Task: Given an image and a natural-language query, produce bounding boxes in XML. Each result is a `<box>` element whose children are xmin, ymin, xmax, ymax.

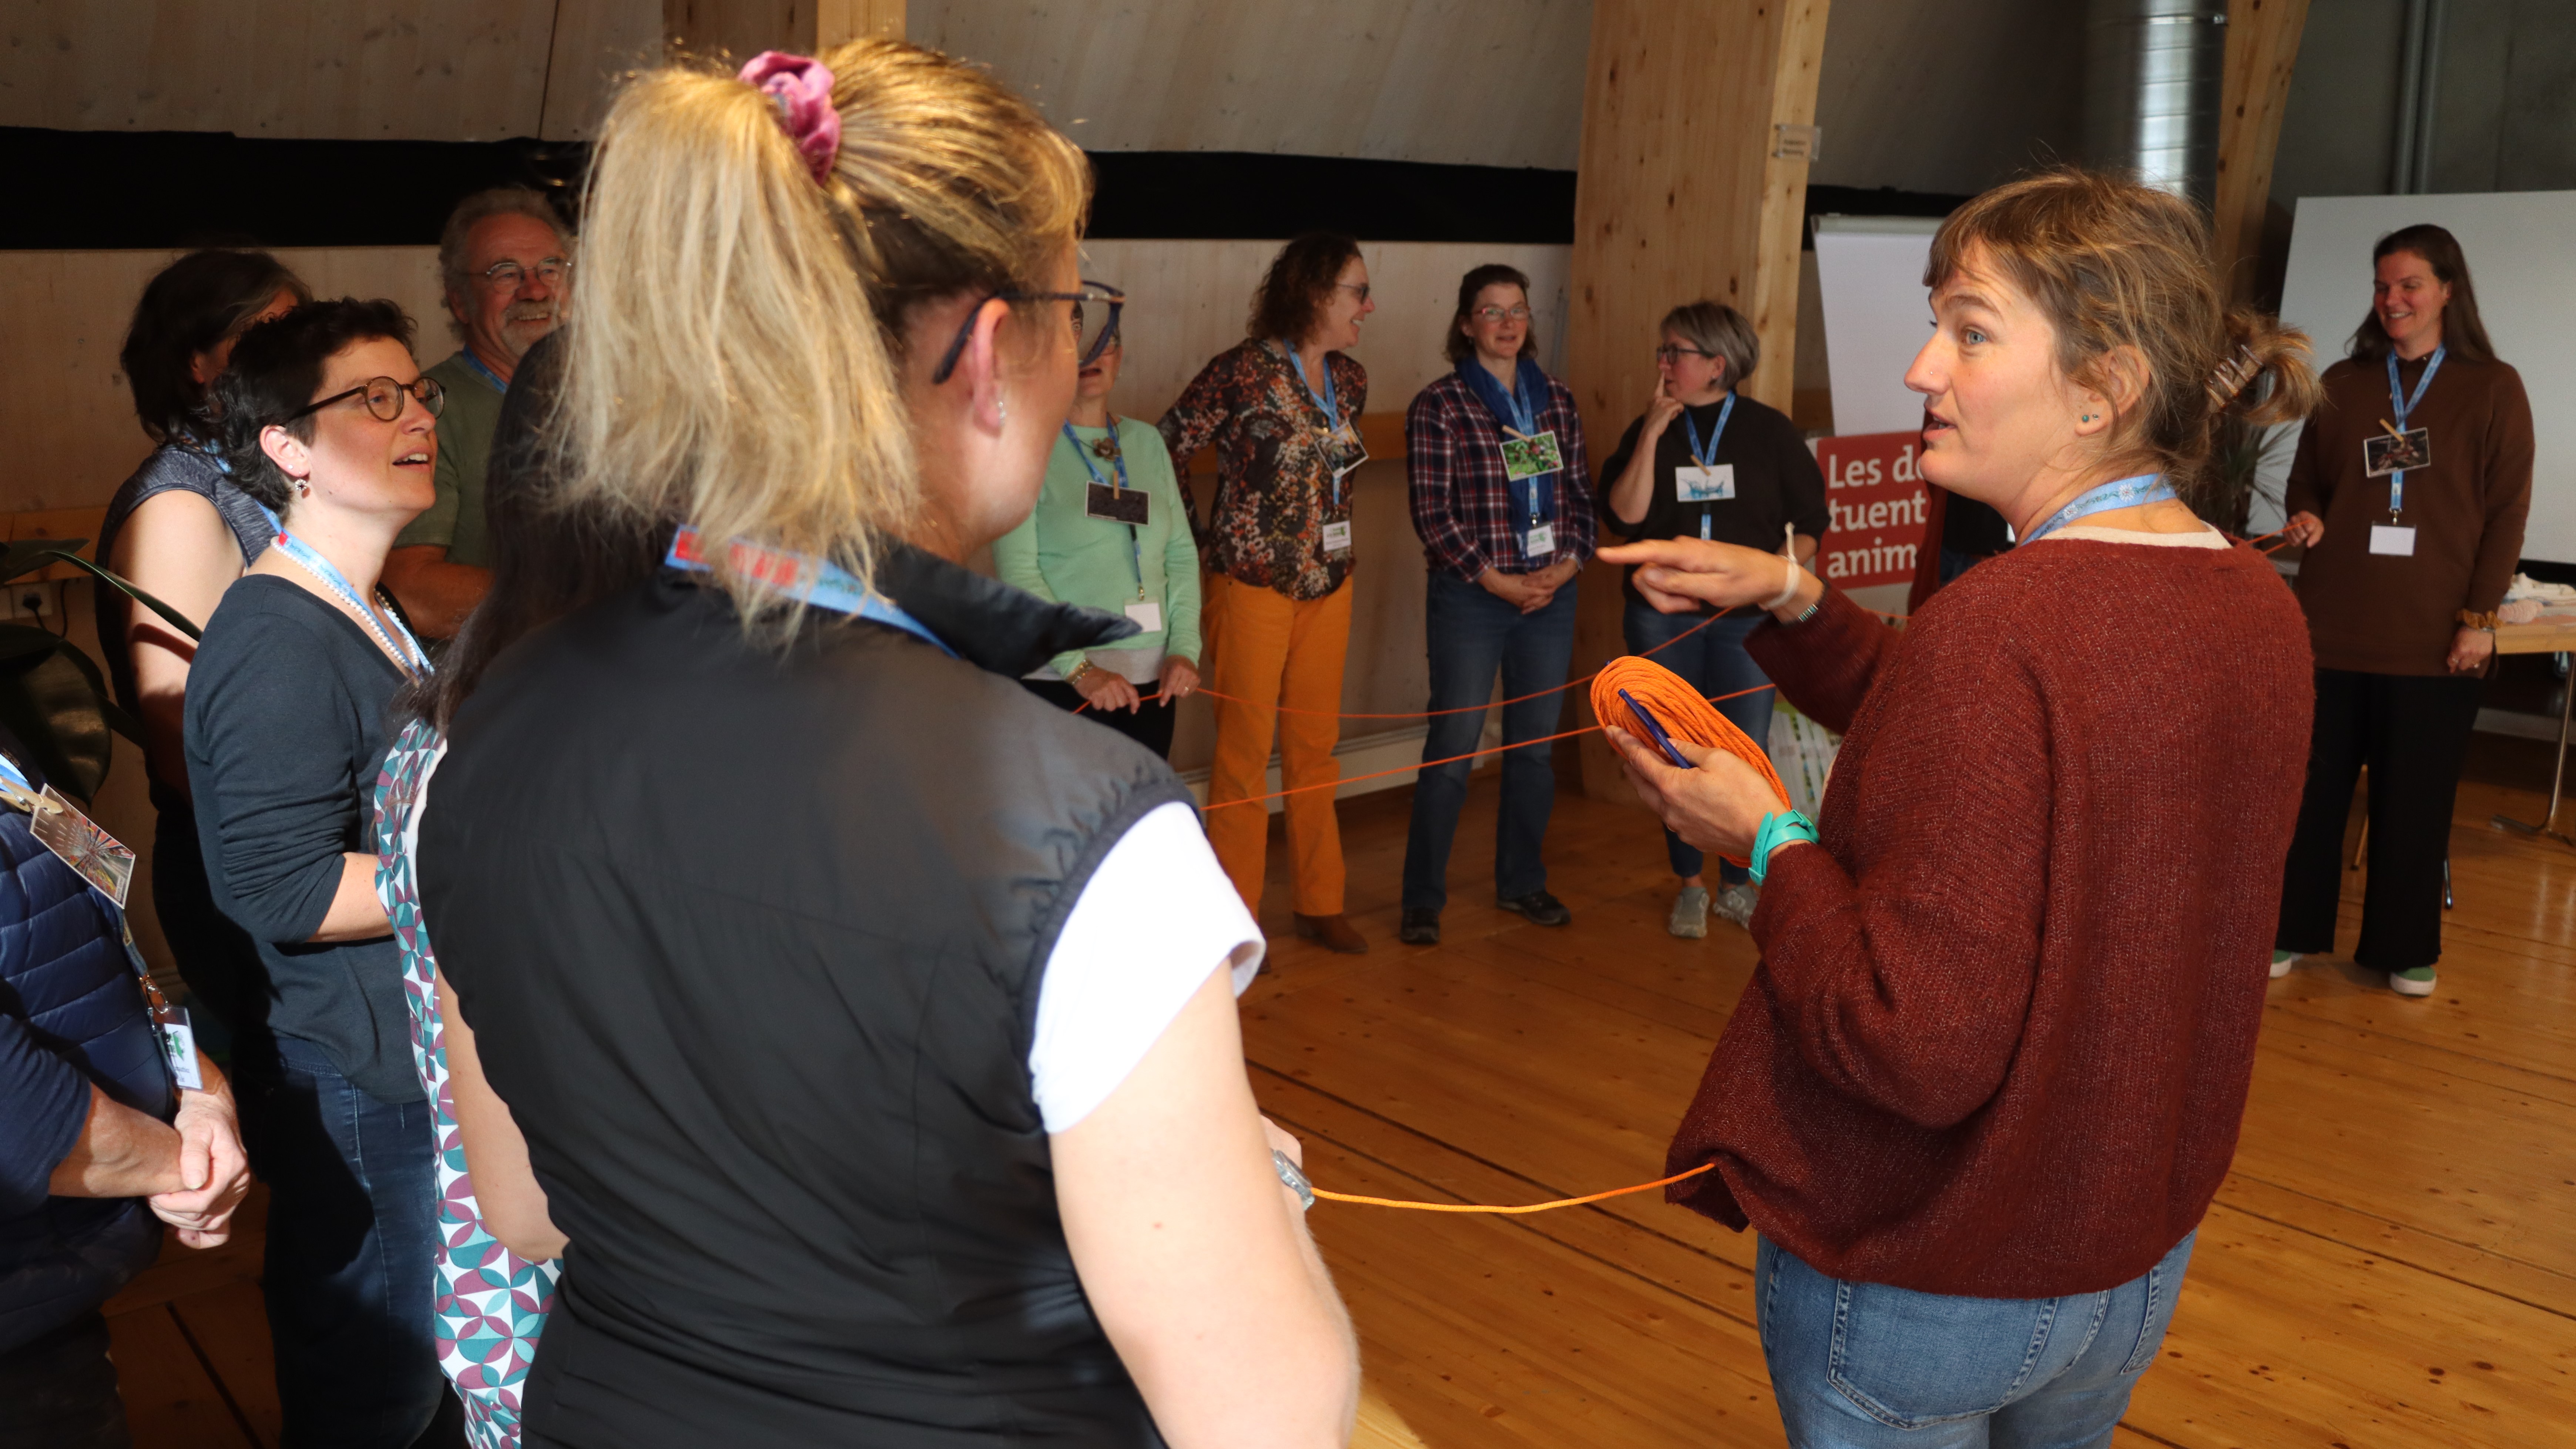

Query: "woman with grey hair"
<box><xmin>1599</xmin><ymin>300</ymin><xmax>1827</xmax><ymax>938</ymax></box>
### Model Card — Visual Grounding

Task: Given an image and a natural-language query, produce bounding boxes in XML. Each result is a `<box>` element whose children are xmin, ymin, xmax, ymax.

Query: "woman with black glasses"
<box><xmin>1599</xmin><ymin>301</ymin><xmax>1826</xmax><ymax>940</ymax></box>
<box><xmin>185</xmin><ymin>298</ymin><xmax>460</xmax><ymax>1445</ymax></box>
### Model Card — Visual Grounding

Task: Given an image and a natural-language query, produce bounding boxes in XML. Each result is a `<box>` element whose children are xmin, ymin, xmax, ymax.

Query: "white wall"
<box><xmin>2260</xmin><ymin>190</ymin><xmax>2576</xmax><ymax>564</ymax></box>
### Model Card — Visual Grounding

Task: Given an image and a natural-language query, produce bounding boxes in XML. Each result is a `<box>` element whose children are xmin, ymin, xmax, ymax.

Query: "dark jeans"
<box><xmin>1623</xmin><ymin>601</ymin><xmax>1775</xmax><ymax>885</ymax></box>
<box><xmin>149</xmin><ymin>785</ymin><xmax>262</xmax><ymax>1048</ymax></box>
<box><xmin>2277</xmin><ymin>668</ymin><xmax>2484</xmax><ymax>971</ymax></box>
<box><xmin>0</xmin><ymin>1313</ymin><xmax>127</xmax><ymax>1448</ymax></box>
<box><xmin>236</xmin><ymin>1033</ymin><xmax>450</xmax><ymax>1448</ymax></box>
<box><xmin>1021</xmin><ymin>676</ymin><xmax>1177</xmax><ymax>758</ymax></box>
<box><xmin>1401</xmin><ymin>574</ymin><xmax>1580</xmax><ymax>912</ymax></box>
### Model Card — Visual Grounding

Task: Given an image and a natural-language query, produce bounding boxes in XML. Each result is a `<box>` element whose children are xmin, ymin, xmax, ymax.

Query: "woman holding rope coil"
<box><xmin>412</xmin><ymin>43</ymin><xmax>1355</xmax><ymax>1447</ymax></box>
<box><xmin>1596</xmin><ymin>170</ymin><xmax>2316</xmax><ymax>1448</ymax></box>
<box><xmin>1599</xmin><ymin>301</ymin><xmax>1827</xmax><ymax>939</ymax></box>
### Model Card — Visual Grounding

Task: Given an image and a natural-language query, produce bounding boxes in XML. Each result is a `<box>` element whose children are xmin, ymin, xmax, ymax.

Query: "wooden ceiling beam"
<box><xmin>2214</xmin><ymin>0</ymin><xmax>2312</xmax><ymax>305</ymax></box>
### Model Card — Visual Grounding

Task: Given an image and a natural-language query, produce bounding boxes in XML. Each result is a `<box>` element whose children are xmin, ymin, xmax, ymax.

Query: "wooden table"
<box><xmin>2493</xmin><ymin>611</ymin><xmax>2576</xmax><ymax>845</ymax></box>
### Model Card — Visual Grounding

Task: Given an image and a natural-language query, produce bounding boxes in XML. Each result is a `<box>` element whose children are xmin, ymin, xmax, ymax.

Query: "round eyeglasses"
<box><xmin>287</xmin><ymin>375</ymin><xmax>447</xmax><ymax>424</ymax></box>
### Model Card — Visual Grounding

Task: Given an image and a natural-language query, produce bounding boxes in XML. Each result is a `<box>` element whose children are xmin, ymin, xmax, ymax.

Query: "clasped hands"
<box><xmin>1593</xmin><ymin>537</ymin><xmax>1817</xmax><ymax>862</ymax></box>
<box><xmin>1477</xmin><ymin>556</ymin><xmax>1582</xmax><ymax>614</ymax></box>
<box><xmin>157</xmin><ymin>1081</ymin><xmax>253</xmax><ymax>1248</ymax></box>
<box><xmin>1072</xmin><ymin>654</ymin><xmax>1201</xmax><ymax>714</ymax></box>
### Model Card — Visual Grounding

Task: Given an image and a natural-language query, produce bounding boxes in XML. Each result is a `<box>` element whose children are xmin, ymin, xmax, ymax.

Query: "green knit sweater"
<box><xmin>991</xmin><ymin>417</ymin><xmax>1204</xmax><ymax>679</ymax></box>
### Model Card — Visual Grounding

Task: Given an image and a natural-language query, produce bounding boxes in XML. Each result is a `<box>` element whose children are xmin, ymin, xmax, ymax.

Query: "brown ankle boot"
<box><xmin>1292</xmin><ymin>912</ymin><xmax>1368</xmax><ymax>954</ymax></box>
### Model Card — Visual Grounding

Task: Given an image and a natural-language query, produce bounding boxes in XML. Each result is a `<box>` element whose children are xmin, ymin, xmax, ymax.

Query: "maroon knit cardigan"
<box><xmin>1667</xmin><ymin>536</ymin><xmax>2313</xmax><ymax>1298</ymax></box>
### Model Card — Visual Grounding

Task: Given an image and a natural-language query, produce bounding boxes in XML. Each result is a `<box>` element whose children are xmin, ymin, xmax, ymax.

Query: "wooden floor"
<box><xmin>106</xmin><ymin>754</ymin><xmax>2576</xmax><ymax>1448</ymax></box>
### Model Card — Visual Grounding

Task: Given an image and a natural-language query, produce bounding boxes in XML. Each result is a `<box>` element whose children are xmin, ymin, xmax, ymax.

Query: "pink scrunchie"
<box><xmin>739</xmin><ymin>51</ymin><xmax>840</xmax><ymax>184</ymax></box>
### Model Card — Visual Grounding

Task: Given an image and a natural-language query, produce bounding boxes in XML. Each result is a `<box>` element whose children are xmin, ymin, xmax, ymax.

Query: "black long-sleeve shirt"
<box><xmin>1599</xmin><ymin>392</ymin><xmax>1829</xmax><ymax>612</ymax></box>
<box><xmin>184</xmin><ymin>575</ymin><xmax>412</xmax><ymax>1101</ymax></box>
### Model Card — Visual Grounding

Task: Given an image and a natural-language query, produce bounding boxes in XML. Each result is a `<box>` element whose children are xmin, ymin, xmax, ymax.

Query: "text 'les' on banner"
<box><xmin>1813</xmin><ymin>431</ymin><xmax>1930</xmax><ymax>591</ymax></box>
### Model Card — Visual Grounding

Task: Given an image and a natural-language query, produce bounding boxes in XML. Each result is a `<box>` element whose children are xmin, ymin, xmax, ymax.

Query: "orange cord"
<box><xmin>1589</xmin><ymin>655</ymin><xmax>1794</xmax><ymax>867</ymax></box>
<box><xmin>1314</xmin><ymin>1161</ymin><xmax>1713</xmax><ymax>1214</ymax></box>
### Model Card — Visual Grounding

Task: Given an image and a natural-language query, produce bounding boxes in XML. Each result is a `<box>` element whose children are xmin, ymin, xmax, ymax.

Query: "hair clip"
<box><xmin>2206</xmin><ymin>343</ymin><xmax>2260</xmax><ymax>409</ymax></box>
<box><xmin>738</xmin><ymin>51</ymin><xmax>841</xmax><ymax>185</ymax></box>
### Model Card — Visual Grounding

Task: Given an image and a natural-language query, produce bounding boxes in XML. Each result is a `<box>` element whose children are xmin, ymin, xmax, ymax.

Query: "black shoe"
<box><xmin>1496</xmin><ymin>890</ymin><xmax>1571</xmax><ymax>927</ymax></box>
<box><xmin>1398</xmin><ymin>908</ymin><xmax>1442</xmax><ymax>945</ymax></box>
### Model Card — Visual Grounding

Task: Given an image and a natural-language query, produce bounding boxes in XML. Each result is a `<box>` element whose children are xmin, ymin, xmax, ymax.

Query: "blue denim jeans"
<box><xmin>236</xmin><ymin>1033</ymin><xmax>450</xmax><ymax>1448</ymax></box>
<box><xmin>1621</xmin><ymin>601</ymin><xmax>1775</xmax><ymax>884</ymax></box>
<box><xmin>1401</xmin><ymin>573</ymin><xmax>1580</xmax><ymax>912</ymax></box>
<box><xmin>1757</xmin><ymin>1232</ymin><xmax>2195</xmax><ymax>1449</ymax></box>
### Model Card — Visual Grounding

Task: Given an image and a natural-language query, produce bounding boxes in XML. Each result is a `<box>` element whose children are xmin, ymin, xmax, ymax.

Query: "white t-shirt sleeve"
<box><xmin>1030</xmin><ymin>801</ymin><xmax>1264</xmax><ymax>1133</ymax></box>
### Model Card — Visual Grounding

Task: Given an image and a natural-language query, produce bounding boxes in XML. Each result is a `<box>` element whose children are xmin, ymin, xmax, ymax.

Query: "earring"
<box><xmin>997</xmin><ymin>393</ymin><xmax>1009</xmax><ymax>428</ymax></box>
<box><xmin>296</xmin><ymin>480</ymin><xmax>311</xmax><ymax>497</ymax></box>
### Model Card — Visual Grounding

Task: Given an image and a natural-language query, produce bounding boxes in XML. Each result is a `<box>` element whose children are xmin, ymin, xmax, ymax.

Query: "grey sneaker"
<box><xmin>1713</xmin><ymin>882</ymin><xmax>1760</xmax><ymax>930</ymax></box>
<box><xmin>1668</xmin><ymin>886</ymin><xmax>1710</xmax><ymax>939</ymax></box>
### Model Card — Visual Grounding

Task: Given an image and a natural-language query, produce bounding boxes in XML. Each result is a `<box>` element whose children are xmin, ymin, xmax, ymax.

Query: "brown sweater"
<box><xmin>2283</xmin><ymin>352</ymin><xmax>2533</xmax><ymax>675</ymax></box>
<box><xmin>1666</xmin><ymin>535</ymin><xmax>2312</xmax><ymax>1298</ymax></box>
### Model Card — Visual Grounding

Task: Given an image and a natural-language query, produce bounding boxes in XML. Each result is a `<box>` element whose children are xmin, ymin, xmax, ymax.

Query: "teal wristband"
<box><xmin>1750</xmin><ymin>809</ymin><xmax>1819</xmax><ymax>884</ymax></box>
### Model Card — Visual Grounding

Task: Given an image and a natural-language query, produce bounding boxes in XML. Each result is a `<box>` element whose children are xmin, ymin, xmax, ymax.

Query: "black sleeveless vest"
<box><xmin>420</xmin><ymin>545</ymin><xmax>1186</xmax><ymax>1447</ymax></box>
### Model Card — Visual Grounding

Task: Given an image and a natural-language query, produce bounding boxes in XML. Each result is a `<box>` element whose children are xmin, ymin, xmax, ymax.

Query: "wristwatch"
<box><xmin>1064</xmin><ymin>660</ymin><xmax>1100</xmax><ymax>687</ymax></box>
<box><xmin>1271</xmin><ymin>1149</ymin><xmax>1315</xmax><ymax>1211</ymax></box>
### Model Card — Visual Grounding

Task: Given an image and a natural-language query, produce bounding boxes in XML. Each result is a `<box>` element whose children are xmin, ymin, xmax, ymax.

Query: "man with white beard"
<box><xmin>383</xmin><ymin>187</ymin><xmax>573</xmax><ymax>637</ymax></box>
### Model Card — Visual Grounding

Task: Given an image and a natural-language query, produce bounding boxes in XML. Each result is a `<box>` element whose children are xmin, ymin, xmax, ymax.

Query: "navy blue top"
<box><xmin>0</xmin><ymin>748</ymin><xmax>172</xmax><ymax>1352</ymax></box>
<box><xmin>184</xmin><ymin>575</ymin><xmax>412</xmax><ymax>1101</ymax></box>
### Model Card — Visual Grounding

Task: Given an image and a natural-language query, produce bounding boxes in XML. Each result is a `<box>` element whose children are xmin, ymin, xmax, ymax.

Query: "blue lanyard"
<box><xmin>459</xmin><ymin>349</ymin><xmax>510</xmax><ymax>395</ymax></box>
<box><xmin>1062</xmin><ymin>422</ymin><xmax>1146</xmax><ymax>597</ymax></box>
<box><xmin>2384</xmin><ymin>346</ymin><xmax>2444</xmax><ymax>516</ymax></box>
<box><xmin>1683</xmin><ymin>395</ymin><xmax>1735</xmax><ymax>540</ymax></box>
<box><xmin>2018</xmin><ymin>473</ymin><xmax>2177</xmax><ymax>544</ymax></box>
<box><xmin>664</xmin><ymin>527</ymin><xmax>956</xmax><ymax>658</ymax></box>
<box><xmin>1284</xmin><ymin>344</ymin><xmax>1337</xmax><ymax>424</ymax></box>
<box><xmin>1681</xmin><ymin>394</ymin><xmax>1736</xmax><ymax>470</ymax></box>
<box><xmin>253</xmin><ymin>504</ymin><xmax>434</xmax><ymax>675</ymax></box>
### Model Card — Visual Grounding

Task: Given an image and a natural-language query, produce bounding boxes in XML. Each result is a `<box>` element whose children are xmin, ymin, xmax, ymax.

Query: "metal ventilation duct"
<box><xmin>2084</xmin><ymin>0</ymin><xmax>2230</xmax><ymax>204</ymax></box>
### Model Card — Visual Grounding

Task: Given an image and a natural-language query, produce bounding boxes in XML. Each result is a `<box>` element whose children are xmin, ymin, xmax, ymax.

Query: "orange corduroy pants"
<box><xmin>1201</xmin><ymin>573</ymin><xmax>1352</xmax><ymax>916</ymax></box>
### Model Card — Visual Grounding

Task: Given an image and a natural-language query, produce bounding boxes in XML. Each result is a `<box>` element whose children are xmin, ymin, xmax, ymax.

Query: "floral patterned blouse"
<box><xmin>1158</xmin><ymin>339</ymin><xmax>1369</xmax><ymax>601</ymax></box>
<box><xmin>372</xmin><ymin>717</ymin><xmax>561</xmax><ymax>1449</ymax></box>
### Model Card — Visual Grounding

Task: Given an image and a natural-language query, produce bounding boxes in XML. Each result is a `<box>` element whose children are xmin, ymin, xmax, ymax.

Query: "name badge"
<box><xmin>157</xmin><ymin>1013</ymin><xmax>203</xmax><ymax>1090</ymax></box>
<box><xmin>2369</xmin><ymin>524</ymin><xmax>2418</xmax><ymax>557</ymax></box>
<box><xmin>32</xmin><ymin>785</ymin><xmax>134</xmax><ymax>908</ymax></box>
<box><xmin>1123</xmin><ymin>599</ymin><xmax>1163</xmax><ymax>632</ymax></box>
<box><xmin>2364</xmin><ymin>429</ymin><xmax>2430</xmax><ymax>478</ymax></box>
<box><xmin>1676</xmin><ymin>464</ymin><xmax>1736</xmax><ymax>503</ymax></box>
<box><xmin>1524</xmin><ymin>523</ymin><xmax>1556</xmax><ymax>558</ymax></box>
<box><xmin>1500</xmin><ymin>431</ymin><xmax>1562</xmax><ymax>482</ymax></box>
<box><xmin>1322</xmin><ymin>519</ymin><xmax>1354</xmax><ymax>554</ymax></box>
<box><xmin>1086</xmin><ymin>482</ymin><xmax>1148</xmax><ymax>526</ymax></box>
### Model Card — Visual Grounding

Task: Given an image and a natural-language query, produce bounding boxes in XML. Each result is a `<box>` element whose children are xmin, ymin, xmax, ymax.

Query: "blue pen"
<box><xmin>1616</xmin><ymin>689</ymin><xmax>1696</xmax><ymax>769</ymax></box>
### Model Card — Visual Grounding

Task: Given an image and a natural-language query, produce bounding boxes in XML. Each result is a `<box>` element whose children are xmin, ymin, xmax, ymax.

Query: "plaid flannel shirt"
<box><xmin>1405</xmin><ymin>370</ymin><xmax>1596</xmax><ymax>582</ymax></box>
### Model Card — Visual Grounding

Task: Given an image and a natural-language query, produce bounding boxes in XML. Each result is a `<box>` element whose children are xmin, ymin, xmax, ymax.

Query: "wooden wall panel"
<box><xmin>0</xmin><ymin>248</ymin><xmax>449</xmax><ymax>515</ymax></box>
<box><xmin>542</xmin><ymin>0</ymin><xmax>666</xmax><ymax>139</ymax></box>
<box><xmin>2214</xmin><ymin>0</ymin><xmax>2312</xmax><ymax>303</ymax></box>
<box><xmin>1562</xmin><ymin>0</ymin><xmax>1834</xmax><ymax>801</ymax></box>
<box><xmin>0</xmin><ymin>0</ymin><xmax>563</xmax><ymax>140</ymax></box>
<box><xmin>911</xmin><ymin>0</ymin><xmax>1592</xmax><ymax>171</ymax></box>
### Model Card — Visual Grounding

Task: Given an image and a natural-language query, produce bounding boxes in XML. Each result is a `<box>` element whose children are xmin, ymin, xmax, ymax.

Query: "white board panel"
<box><xmin>2263</xmin><ymin>191</ymin><xmax>2576</xmax><ymax>563</ymax></box>
<box><xmin>1812</xmin><ymin>218</ymin><xmax>1939</xmax><ymax>438</ymax></box>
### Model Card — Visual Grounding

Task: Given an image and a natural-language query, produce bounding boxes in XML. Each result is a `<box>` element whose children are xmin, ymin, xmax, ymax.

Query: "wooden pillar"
<box><xmin>2213</xmin><ymin>0</ymin><xmax>2311</xmax><ymax>304</ymax></box>
<box><xmin>1561</xmin><ymin>0</ymin><xmax>1832</xmax><ymax>802</ymax></box>
<box><xmin>664</xmin><ymin>0</ymin><xmax>904</xmax><ymax>58</ymax></box>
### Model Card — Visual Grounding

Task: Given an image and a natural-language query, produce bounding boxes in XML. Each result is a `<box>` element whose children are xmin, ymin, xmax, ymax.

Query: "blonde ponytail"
<box><xmin>550</xmin><ymin>40</ymin><xmax>1089</xmax><ymax>631</ymax></box>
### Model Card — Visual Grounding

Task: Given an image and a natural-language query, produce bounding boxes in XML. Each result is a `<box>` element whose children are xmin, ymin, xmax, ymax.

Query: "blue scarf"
<box><xmin>1456</xmin><ymin>356</ymin><xmax>1560</xmax><ymax>524</ymax></box>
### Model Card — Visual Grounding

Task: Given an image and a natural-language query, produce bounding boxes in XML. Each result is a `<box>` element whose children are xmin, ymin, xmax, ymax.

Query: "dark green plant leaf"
<box><xmin>0</xmin><ymin>541</ymin><xmax>204</xmax><ymax>643</ymax></box>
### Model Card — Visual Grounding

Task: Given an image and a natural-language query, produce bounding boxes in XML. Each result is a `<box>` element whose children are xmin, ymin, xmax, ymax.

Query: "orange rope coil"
<box><xmin>1588</xmin><ymin>655</ymin><xmax>1792</xmax><ymax>868</ymax></box>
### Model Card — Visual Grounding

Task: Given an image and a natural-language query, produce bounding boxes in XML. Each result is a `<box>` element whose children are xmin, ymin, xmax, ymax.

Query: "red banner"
<box><xmin>1814</xmin><ymin>430</ymin><xmax>1930</xmax><ymax>590</ymax></box>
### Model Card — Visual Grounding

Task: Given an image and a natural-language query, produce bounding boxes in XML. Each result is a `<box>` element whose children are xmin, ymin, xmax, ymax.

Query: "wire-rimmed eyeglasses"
<box><xmin>930</xmin><ymin>280</ymin><xmax>1126</xmax><ymax>386</ymax></box>
<box><xmin>1473</xmin><ymin>304</ymin><xmax>1533</xmax><ymax>323</ymax></box>
<box><xmin>1654</xmin><ymin>344</ymin><xmax>1716</xmax><ymax>363</ymax></box>
<box><xmin>477</xmin><ymin>258</ymin><xmax>572</xmax><ymax>289</ymax></box>
<box><xmin>287</xmin><ymin>375</ymin><xmax>447</xmax><ymax>424</ymax></box>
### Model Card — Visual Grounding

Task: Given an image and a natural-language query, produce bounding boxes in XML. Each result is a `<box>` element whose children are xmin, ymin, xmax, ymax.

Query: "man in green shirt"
<box><xmin>383</xmin><ymin>187</ymin><xmax>573</xmax><ymax>637</ymax></box>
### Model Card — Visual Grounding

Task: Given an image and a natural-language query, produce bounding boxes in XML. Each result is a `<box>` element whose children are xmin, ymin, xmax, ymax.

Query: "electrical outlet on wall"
<box><xmin>5</xmin><ymin>582</ymin><xmax>58</xmax><ymax>620</ymax></box>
